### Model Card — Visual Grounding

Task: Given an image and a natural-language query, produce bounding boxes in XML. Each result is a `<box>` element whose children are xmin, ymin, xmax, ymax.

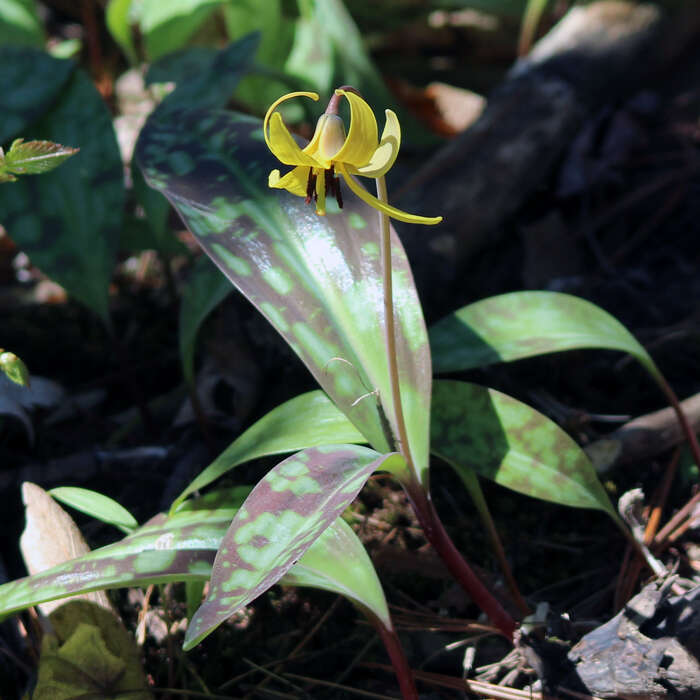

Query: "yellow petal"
<box><xmin>337</xmin><ymin>164</ymin><xmax>442</xmax><ymax>225</ymax></box>
<box><xmin>353</xmin><ymin>109</ymin><xmax>401</xmax><ymax>178</ymax></box>
<box><xmin>263</xmin><ymin>91</ymin><xmax>322</xmax><ymax>167</ymax></box>
<box><xmin>332</xmin><ymin>89</ymin><xmax>378</xmax><ymax>169</ymax></box>
<box><xmin>269</xmin><ymin>166</ymin><xmax>310</xmax><ymax>197</ymax></box>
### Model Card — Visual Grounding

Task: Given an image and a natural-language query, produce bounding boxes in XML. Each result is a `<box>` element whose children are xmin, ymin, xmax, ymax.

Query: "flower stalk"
<box><xmin>375</xmin><ymin>174</ymin><xmax>518</xmax><ymax>641</ymax></box>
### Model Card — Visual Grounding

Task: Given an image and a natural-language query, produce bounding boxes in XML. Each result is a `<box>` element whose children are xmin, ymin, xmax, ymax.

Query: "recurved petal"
<box><xmin>332</xmin><ymin>89</ymin><xmax>379</xmax><ymax>169</ymax></box>
<box><xmin>263</xmin><ymin>91</ymin><xmax>318</xmax><ymax>148</ymax></box>
<box><xmin>337</xmin><ymin>164</ymin><xmax>442</xmax><ymax>225</ymax></box>
<box><xmin>353</xmin><ymin>109</ymin><xmax>401</xmax><ymax>178</ymax></box>
<box><xmin>269</xmin><ymin>166</ymin><xmax>311</xmax><ymax>197</ymax></box>
<box><xmin>267</xmin><ymin>112</ymin><xmax>322</xmax><ymax>167</ymax></box>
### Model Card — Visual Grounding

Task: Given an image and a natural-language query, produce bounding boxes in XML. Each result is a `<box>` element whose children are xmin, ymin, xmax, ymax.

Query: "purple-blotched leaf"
<box><xmin>184</xmin><ymin>445</ymin><xmax>404</xmax><ymax>649</ymax></box>
<box><xmin>431</xmin><ymin>380</ymin><xmax>618</xmax><ymax>518</ymax></box>
<box><xmin>430</xmin><ymin>291</ymin><xmax>660</xmax><ymax>383</ymax></box>
<box><xmin>171</xmin><ymin>390</ymin><xmax>366</xmax><ymax>512</ymax></box>
<box><xmin>136</xmin><ymin>109</ymin><xmax>431</xmax><ymax>482</ymax></box>
<box><xmin>0</xmin><ymin>487</ymin><xmax>392</xmax><ymax>634</ymax></box>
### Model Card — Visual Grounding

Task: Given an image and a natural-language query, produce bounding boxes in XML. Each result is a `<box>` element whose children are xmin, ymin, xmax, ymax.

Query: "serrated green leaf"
<box><xmin>0</xmin><ymin>351</ymin><xmax>30</xmax><ymax>386</ymax></box>
<box><xmin>49</xmin><ymin>487</ymin><xmax>139</xmax><ymax>534</ymax></box>
<box><xmin>178</xmin><ymin>255</ymin><xmax>233</xmax><ymax>384</ymax></box>
<box><xmin>0</xmin><ymin>489</ymin><xmax>391</xmax><ymax>634</ymax></box>
<box><xmin>0</xmin><ymin>47</ymin><xmax>74</xmax><ymax>143</ymax></box>
<box><xmin>184</xmin><ymin>446</ymin><xmax>404</xmax><ymax>648</ymax></box>
<box><xmin>136</xmin><ymin>109</ymin><xmax>432</xmax><ymax>482</ymax></box>
<box><xmin>171</xmin><ymin>390</ymin><xmax>366</xmax><ymax>512</ymax></box>
<box><xmin>0</xmin><ymin>0</ymin><xmax>44</xmax><ymax>49</ymax></box>
<box><xmin>431</xmin><ymin>379</ymin><xmax>617</xmax><ymax>517</ymax></box>
<box><xmin>139</xmin><ymin>0</ymin><xmax>227</xmax><ymax>60</ymax></box>
<box><xmin>1</xmin><ymin>138</ymin><xmax>78</xmax><ymax>177</ymax></box>
<box><xmin>0</xmin><ymin>60</ymin><xmax>123</xmax><ymax>323</ymax></box>
<box><xmin>106</xmin><ymin>0</ymin><xmax>137</xmax><ymax>64</ymax></box>
<box><xmin>430</xmin><ymin>291</ymin><xmax>660</xmax><ymax>382</ymax></box>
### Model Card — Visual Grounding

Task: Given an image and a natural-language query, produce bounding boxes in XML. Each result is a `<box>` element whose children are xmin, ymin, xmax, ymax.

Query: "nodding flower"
<box><xmin>264</xmin><ymin>88</ymin><xmax>442</xmax><ymax>225</ymax></box>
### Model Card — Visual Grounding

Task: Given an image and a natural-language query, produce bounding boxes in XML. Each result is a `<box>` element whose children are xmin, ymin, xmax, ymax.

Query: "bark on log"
<box><xmin>396</xmin><ymin>1</ymin><xmax>700</xmax><ymax>304</ymax></box>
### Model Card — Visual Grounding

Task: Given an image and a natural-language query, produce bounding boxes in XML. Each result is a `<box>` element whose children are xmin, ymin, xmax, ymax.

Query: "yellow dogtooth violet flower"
<box><xmin>264</xmin><ymin>87</ymin><xmax>442</xmax><ymax>225</ymax></box>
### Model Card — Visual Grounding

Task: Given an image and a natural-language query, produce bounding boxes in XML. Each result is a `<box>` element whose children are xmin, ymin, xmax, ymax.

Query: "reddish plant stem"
<box><xmin>367</xmin><ymin>614</ymin><xmax>418</xmax><ymax>700</ymax></box>
<box><xmin>657</xmin><ymin>374</ymin><xmax>700</xmax><ymax>472</ymax></box>
<box><xmin>405</xmin><ymin>481</ymin><xmax>517</xmax><ymax>640</ymax></box>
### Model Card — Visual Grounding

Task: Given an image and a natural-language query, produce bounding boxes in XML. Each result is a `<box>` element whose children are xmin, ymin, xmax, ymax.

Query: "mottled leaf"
<box><xmin>431</xmin><ymin>380</ymin><xmax>617</xmax><ymax>517</ymax></box>
<box><xmin>283</xmin><ymin>515</ymin><xmax>390</xmax><ymax>628</ymax></box>
<box><xmin>146</xmin><ymin>35</ymin><xmax>258</xmax><ymax>113</ymax></box>
<box><xmin>0</xmin><ymin>0</ymin><xmax>44</xmax><ymax>49</ymax></box>
<box><xmin>49</xmin><ymin>487</ymin><xmax>139</xmax><ymax>535</ymax></box>
<box><xmin>0</xmin><ymin>138</ymin><xmax>78</xmax><ymax>181</ymax></box>
<box><xmin>136</xmin><ymin>109</ymin><xmax>431</xmax><ymax>481</ymax></box>
<box><xmin>171</xmin><ymin>390</ymin><xmax>365</xmax><ymax>511</ymax></box>
<box><xmin>179</xmin><ymin>255</ymin><xmax>232</xmax><ymax>384</ymax></box>
<box><xmin>0</xmin><ymin>63</ymin><xmax>123</xmax><ymax>323</ymax></box>
<box><xmin>0</xmin><ymin>46</ymin><xmax>74</xmax><ymax>143</ymax></box>
<box><xmin>139</xmin><ymin>0</ymin><xmax>227</xmax><ymax>60</ymax></box>
<box><xmin>184</xmin><ymin>446</ymin><xmax>404</xmax><ymax>648</ymax></box>
<box><xmin>430</xmin><ymin>291</ymin><xmax>660</xmax><ymax>382</ymax></box>
<box><xmin>0</xmin><ymin>488</ymin><xmax>391</xmax><ymax>634</ymax></box>
<box><xmin>0</xmin><ymin>350</ymin><xmax>29</xmax><ymax>386</ymax></box>
<box><xmin>105</xmin><ymin>0</ymin><xmax>137</xmax><ymax>64</ymax></box>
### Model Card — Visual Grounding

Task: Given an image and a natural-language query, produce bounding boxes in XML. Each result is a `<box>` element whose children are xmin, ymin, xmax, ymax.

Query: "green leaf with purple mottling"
<box><xmin>170</xmin><ymin>390</ymin><xmax>365</xmax><ymax>512</ymax></box>
<box><xmin>430</xmin><ymin>291</ymin><xmax>660</xmax><ymax>382</ymax></box>
<box><xmin>136</xmin><ymin>108</ymin><xmax>431</xmax><ymax>482</ymax></box>
<box><xmin>184</xmin><ymin>445</ymin><xmax>404</xmax><ymax>648</ymax></box>
<box><xmin>431</xmin><ymin>380</ymin><xmax>617</xmax><ymax>518</ymax></box>
<box><xmin>0</xmin><ymin>488</ymin><xmax>391</xmax><ymax>630</ymax></box>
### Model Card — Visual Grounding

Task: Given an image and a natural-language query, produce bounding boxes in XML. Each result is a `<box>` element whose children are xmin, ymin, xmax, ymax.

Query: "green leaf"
<box><xmin>0</xmin><ymin>46</ymin><xmax>74</xmax><ymax>143</ymax></box>
<box><xmin>0</xmin><ymin>59</ymin><xmax>123</xmax><ymax>324</ymax></box>
<box><xmin>136</xmin><ymin>109</ymin><xmax>432</xmax><ymax>482</ymax></box>
<box><xmin>139</xmin><ymin>0</ymin><xmax>227</xmax><ymax>61</ymax></box>
<box><xmin>0</xmin><ymin>0</ymin><xmax>44</xmax><ymax>49</ymax></box>
<box><xmin>184</xmin><ymin>446</ymin><xmax>404</xmax><ymax>648</ymax></box>
<box><xmin>222</xmin><ymin>0</ymin><xmax>297</xmax><ymax>114</ymax></box>
<box><xmin>131</xmin><ymin>163</ymin><xmax>186</xmax><ymax>256</ymax></box>
<box><xmin>284</xmin><ymin>515</ymin><xmax>390</xmax><ymax>628</ymax></box>
<box><xmin>0</xmin><ymin>489</ymin><xmax>391</xmax><ymax>634</ymax></box>
<box><xmin>0</xmin><ymin>351</ymin><xmax>29</xmax><ymax>386</ymax></box>
<box><xmin>178</xmin><ymin>254</ymin><xmax>232</xmax><ymax>384</ymax></box>
<box><xmin>431</xmin><ymin>380</ymin><xmax>617</xmax><ymax>517</ymax></box>
<box><xmin>171</xmin><ymin>390</ymin><xmax>365</xmax><ymax>511</ymax></box>
<box><xmin>0</xmin><ymin>138</ymin><xmax>78</xmax><ymax>181</ymax></box>
<box><xmin>48</xmin><ymin>487</ymin><xmax>139</xmax><ymax>535</ymax></box>
<box><xmin>430</xmin><ymin>291</ymin><xmax>660</xmax><ymax>382</ymax></box>
<box><xmin>105</xmin><ymin>0</ymin><xmax>137</xmax><ymax>64</ymax></box>
<box><xmin>145</xmin><ymin>35</ymin><xmax>259</xmax><ymax>113</ymax></box>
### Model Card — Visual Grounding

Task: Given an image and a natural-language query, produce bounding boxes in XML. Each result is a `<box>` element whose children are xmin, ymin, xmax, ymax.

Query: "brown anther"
<box><xmin>305</xmin><ymin>169</ymin><xmax>317</xmax><ymax>204</ymax></box>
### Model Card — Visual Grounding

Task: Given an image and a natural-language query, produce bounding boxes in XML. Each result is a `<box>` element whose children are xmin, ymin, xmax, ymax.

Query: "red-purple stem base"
<box><xmin>405</xmin><ymin>481</ymin><xmax>518</xmax><ymax>640</ymax></box>
<box><xmin>367</xmin><ymin>613</ymin><xmax>418</xmax><ymax>699</ymax></box>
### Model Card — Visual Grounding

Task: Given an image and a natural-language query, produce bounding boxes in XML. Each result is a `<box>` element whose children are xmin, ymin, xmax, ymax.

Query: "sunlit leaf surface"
<box><xmin>0</xmin><ymin>488</ymin><xmax>390</xmax><ymax>630</ymax></box>
<box><xmin>430</xmin><ymin>291</ymin><xmax>660</xmax><ymax>382</ymax></box>
<box><xmin>136</xmin><ymin>108</ymin><xmax>431</xmax><ymax>480</ymax></box>
<box><xmin>431</xmin><ymin>380</ymin><xmax>616</xmax><ymax>517</ymax></box>
<box><xmin>49</xmin><ymin>487</ymin><xmax>139</xmax><ymax>534</ymax></box>
<box><xmin>171</xmin><ymin>390</ymin><xmax>365</xmax><ymax>511</ymax></box>
<box><xmin>184</xmin><ymin>446</ymin><xmax>404</xmax><ymax>648</ymax></box>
